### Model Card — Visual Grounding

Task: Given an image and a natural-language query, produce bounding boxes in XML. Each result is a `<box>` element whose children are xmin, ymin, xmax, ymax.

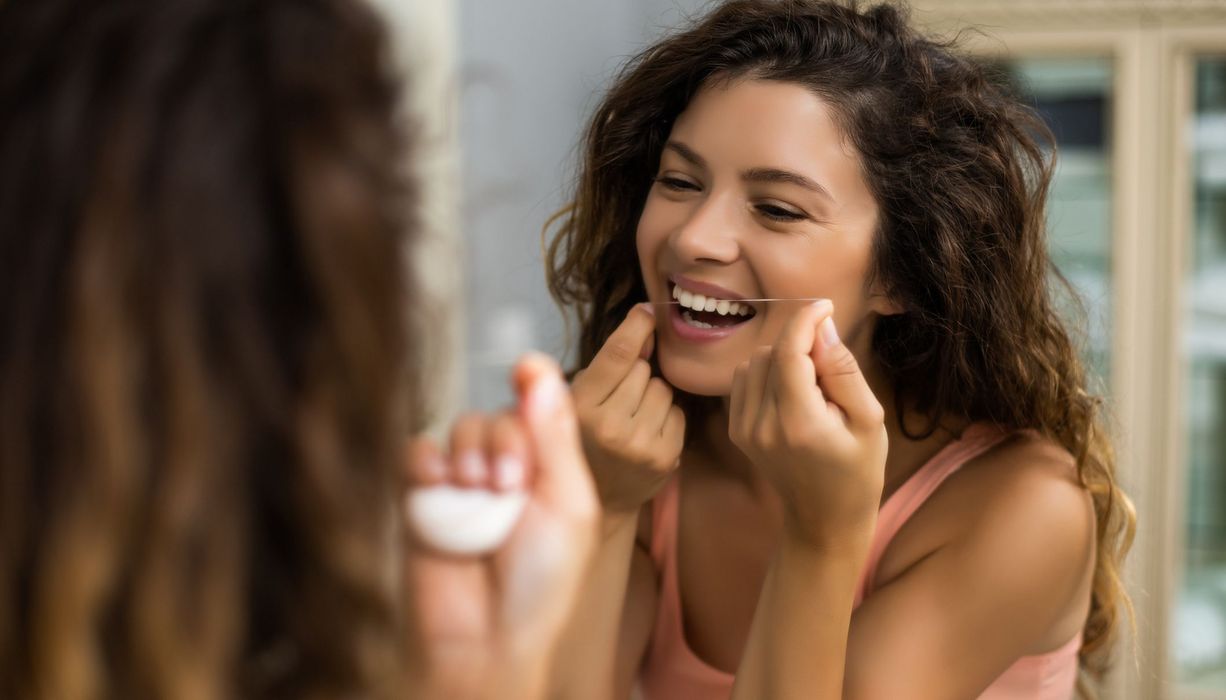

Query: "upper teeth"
<box><xmin>672</xmin><ymin>284</ymin><xmax>754</xmax><ymax>316</ymax></box>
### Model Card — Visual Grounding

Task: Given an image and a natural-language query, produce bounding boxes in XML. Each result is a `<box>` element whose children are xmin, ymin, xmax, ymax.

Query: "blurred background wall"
<box><xmin>386</xmin><ymin>0</ymin><xmax>1226</xmax><ymax>696</ymax></box>
<box><xmin>457</xmin><ymin>0</ymin><xmax>709</xmax><ymax>411</ymax></box>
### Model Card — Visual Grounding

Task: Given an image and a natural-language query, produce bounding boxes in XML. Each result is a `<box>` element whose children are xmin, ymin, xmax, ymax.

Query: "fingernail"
<box><xmin>820</xmin><ymin>317</ymin><xmax>839</xmax><ymax>347</ymax></box>
<box><xmin>493</xmin><ymin>455</ymin><xmax>526</xmax><ymax>490</ymax></box>
<box><xmin>457</xmin><ymin>450</ymin><xmax>486</xmax><ymax>483</ymax></box>
<box><xmin>638</xmin><ymin>302</ymin><xmax>656</xmax><ymax>317</ymax></box>
<box><xmin>528</xmin><ymin>371</ymin><xmax>564</xmax><ymax>421</ymax></box>
<box><xmin>811</xmin><ymin>298</ymin><xmax>833</xmax><ymax>313</ymax></box>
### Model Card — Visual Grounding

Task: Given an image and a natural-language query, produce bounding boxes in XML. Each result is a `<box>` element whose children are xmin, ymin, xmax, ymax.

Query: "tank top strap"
<box><xmin>856</xmin><ymin>423</ymin><xmax>1012</xmax><ymax>604</ymax></box>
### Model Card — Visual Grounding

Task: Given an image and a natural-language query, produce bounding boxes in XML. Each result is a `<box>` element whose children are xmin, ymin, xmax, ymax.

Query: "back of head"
<box><xmin>0</xmin><ymin>0</ymin><xmax>413</xmax><ymax>696</ymax></box>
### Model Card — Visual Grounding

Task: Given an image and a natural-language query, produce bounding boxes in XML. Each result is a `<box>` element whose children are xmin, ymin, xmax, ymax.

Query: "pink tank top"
<box><xmin>639</xmin><ymin>423</ymin><xmax>1082</xmax><ymax>700</ymax></box>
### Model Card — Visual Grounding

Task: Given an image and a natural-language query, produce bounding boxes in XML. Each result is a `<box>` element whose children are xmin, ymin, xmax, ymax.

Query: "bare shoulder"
<box><xmin>941</xmin><ymin>431</ymin><xmax>1096</xmax><ymax>639</ymax></box>
<box><xmin>878</xmin><ymin>430</ymin><xmax>1096</xmax><ymax>650</ymax></box>
<box><xmin>905</xmin><ymin>430</ymin><xmax>1093</xmax><ymax>548</ymax></box>
<box><xmin>955</xmin><ymin>431</ymin><xmax>1092</xmax><ymax>538</ymax></box>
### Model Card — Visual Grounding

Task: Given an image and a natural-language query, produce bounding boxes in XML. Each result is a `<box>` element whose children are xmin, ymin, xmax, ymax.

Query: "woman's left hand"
<box><xmin>728</xmin><ymin>300</ymin><xmax>888</xmax><ymax>551</ymax></box>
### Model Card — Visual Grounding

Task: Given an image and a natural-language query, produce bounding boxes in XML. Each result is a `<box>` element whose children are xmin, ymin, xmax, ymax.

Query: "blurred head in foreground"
<box><xmin>0</xmin><ymin>0</ymin><xmax>421</xmax><ymax>696</ymax></box>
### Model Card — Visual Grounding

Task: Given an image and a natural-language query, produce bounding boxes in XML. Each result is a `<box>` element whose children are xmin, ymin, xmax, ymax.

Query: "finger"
<box><xmin>640</xmin><ymin>330</ymin><xmax>655</xmax><ymax>361</ymax></box>
<box><xmin>602</xmin><ymin>359</ymin><xmax>652</xmax><ymax>416</ymax></box>
<box><xmin>487</xmin><ymin>412</ymin><xmax>530</xmax><ymax>492</ymax></box>
<box><xmin>503</xmin><ymin>355</ymin><xmax>600</xmax><ymax>640</ymax></box>
<box><xmin>449</xmin><ymin>413</ymin><xmax>491</xmax><ymax>488</ymax></box>
<box><xmin>513</xmin><ymin>353</ymin><xmax>600</xmax><ymax>524</ymax></box>
<box><xmin>633</xmin><ymin>377</ymin><xmax>675</xmax><ymax>438</ymax></box>
<box><xmin>769</xmin><ymin>315</ymin><xmax>827</xmax><ymax>423</ymax></box>
<box><xmin>728</xmin><ymin>359</ymin><xmax>750</xmax><ymax>439</ymax></box>
<box><xmin>740</xmin><ymin>347</ymin><xmax>772</xmax><ymax>437</ymax></box>
<box><xmin>405</xmin><ymin>437</ymin><xmax>448</xmax><ymax>488</ymax></box>
<box><xmin>770</xmin><ymin>348</ymin><xmax>826</xmax><ymax>427</ymax></box>
<box><xmin>662</xmin><ymin>405</ymin><xmax>686</xmax><ymax>456</ymax></box>
<box><xmin>811</xmin><ymin>313</ymin><xmax>885</xmax><ymax>431</ymax></box>
<box><xmin>571</xmin><ymin>304</ymin><xmax>657</xmax><ymax>406</ymax></box>
<box><xmin>773</xmin><ymin>298</ymin><xmax>833</xmax><ymax>358</ymax></box>
<box><xmin>756</xmin><ymin>357</ymin><xmax>783</xmax><ymax>446</ymax></box>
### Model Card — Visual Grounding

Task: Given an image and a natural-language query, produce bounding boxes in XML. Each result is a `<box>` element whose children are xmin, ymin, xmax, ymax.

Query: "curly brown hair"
<box><xmin>546</xmin><ymin>0</ymin><xmax>1134</xmax><ymax>689</ymax></box>
<box><xmin>0</xmin><ymin>0</ymin><xmax>417</xmax><ymax>697</ymax></box>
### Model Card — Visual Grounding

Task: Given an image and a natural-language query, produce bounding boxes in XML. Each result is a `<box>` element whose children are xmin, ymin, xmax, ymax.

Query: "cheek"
<box><xmin>636</xmin><ymin>195</ymin><xmax>671</xmax><ymax>245</ymax></box>
<box><xmin>752</xmin><ymin>237</ymin><xmax>873</xmax><ymax>305</ymax></box>
<box><xmin>635</xmin><ymin>196</ymin><xmax>679</xmax><ymax>284</ymax></box>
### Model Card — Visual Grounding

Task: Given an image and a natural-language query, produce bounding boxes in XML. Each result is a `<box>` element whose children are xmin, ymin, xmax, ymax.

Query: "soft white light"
<box><xmin>406</xmin><ymin>485</ymin><xmax>528</xmax><ymax>556</ymax></box>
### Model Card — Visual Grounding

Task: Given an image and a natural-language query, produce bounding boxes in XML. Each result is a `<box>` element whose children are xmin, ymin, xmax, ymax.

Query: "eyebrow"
<box><xmin>664</xmin><ymin>141</ymin><xmax>834</xmax><ymax>202</ymax></box>
<box><xmin>665</xmin><ymin>141</ymin><xmax>708</xmax><ymax>169</ymax></box>
<box><xmin>743</xmin><ymin>168</ymin><xmax>833</xmax><ymax>202</ymax></box>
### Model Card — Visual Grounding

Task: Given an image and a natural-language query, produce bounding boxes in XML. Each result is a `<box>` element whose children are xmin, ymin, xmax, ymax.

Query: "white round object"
<box><xmin>406</xmin><ymin>484</ymin><xmax>528</xmax><ymax>556</ymax></box>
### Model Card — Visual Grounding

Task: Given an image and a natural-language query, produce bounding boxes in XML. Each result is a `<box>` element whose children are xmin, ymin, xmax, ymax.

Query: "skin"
<box><xmin>404</xmin><ymin>354</ymin><xmax>600</xmax><ymax>700</ymax></box>
<box><xmin>554</xmin><ymin>78</ymin><xmax>1097</xmax><ymax>700</ymax></box>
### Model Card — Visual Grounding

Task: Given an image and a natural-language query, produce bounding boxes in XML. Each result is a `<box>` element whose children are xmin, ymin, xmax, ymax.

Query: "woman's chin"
<box><xmin>659</xmin><ymin>354</ymin><xmax>733</xmax><ymax>397</ymax></box>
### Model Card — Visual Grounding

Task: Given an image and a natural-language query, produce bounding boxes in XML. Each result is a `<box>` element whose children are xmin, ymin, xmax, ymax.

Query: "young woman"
<box><xmin>546</xmin><ymin>1</ymin><xmax>1135</xmax><ymax>698</ymax></box>
<box><xmin>0</xmin><ymin>0</ymin><xmax>597</xmax><ymax>698</ymax></box>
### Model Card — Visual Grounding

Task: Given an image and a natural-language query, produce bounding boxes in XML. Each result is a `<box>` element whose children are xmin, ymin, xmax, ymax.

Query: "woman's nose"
<box><xmin>668</xmin><ymin>195</ymin><xmax>740</xmax><ymax>265</ymax></box>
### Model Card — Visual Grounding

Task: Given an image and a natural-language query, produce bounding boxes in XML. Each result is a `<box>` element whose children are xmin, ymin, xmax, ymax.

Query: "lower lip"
<box><xmin>667</xmin><ymin>303</ymin><xmax>751</xmax><ymax>343</ymax></box>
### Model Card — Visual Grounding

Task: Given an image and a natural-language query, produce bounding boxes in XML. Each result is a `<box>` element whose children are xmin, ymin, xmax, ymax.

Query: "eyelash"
<box><xmin>755</xmin><ymin>204</ymin><xmax>806</xmax><ymax>222</ymax></box>
<box><xmin>653</xmin><ymin>176</ymin><xmax>808</xmax><ymax>223</ymax></box>
<box><xmin>654</xmin><ymin>175</ymin><xmax>698</xmax><ymax>192</ymax></box>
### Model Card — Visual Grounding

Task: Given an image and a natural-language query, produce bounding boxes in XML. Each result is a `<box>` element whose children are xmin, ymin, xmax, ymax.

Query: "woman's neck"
<box><xmin>864</xmin><ymin>368</ymin><xmax>965</xmax><ymax>503</ymax></box>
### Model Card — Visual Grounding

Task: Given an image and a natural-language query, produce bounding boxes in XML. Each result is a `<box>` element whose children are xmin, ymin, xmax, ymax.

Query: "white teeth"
<box><xmin>670</xmin><ymin>283</ymin><xmax>755</xmax><ymax>317</ymax></box>
<box><xmin>681</xmin><ymin>310</ymin><xmax>714</xmax><ymax>329</ymax></box>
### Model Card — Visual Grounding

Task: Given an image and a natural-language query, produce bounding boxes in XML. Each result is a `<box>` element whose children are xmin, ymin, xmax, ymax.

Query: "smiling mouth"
<box><xmin>669</xmin><ymin>282</ymin><xmax>758</xmax><ymax>330</ymax></box>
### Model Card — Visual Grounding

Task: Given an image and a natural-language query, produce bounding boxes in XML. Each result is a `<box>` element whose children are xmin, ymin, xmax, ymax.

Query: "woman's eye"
<box><xmin>654</xmin><ymin>176</ymin><xmax>699</xmax><ymax>192</ymax></box>
<box><xmin>756</xmin><ymin>203</ymin><xmax>807</xmax><ymax>222</ymax></box>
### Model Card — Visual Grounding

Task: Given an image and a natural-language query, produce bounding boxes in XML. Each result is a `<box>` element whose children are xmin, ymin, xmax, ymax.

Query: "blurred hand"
<box><xmin>571</xmin><ymin>304</ymin><xmax>685</xmax><ymax>516</ymax></box>
<box><xmin>728</xmin><ymin>301</ymin><xmax>888</xmax><ymax>550</ymax></box>
<box><xmin>403</xmin><ymin>353</ymin><xmax>599</xmax><ymax>700</ymax></box>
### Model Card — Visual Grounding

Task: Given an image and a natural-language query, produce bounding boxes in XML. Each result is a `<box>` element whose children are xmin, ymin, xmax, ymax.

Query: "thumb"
<box><xmin>810</xmin><ymin>315</ymin><xmax>884</xmax><ymax>431</ymax></box>
<box><xmin>512</xmin><ymin>352</ymin><xmax>600</xmax><ymax>522</ymax></box>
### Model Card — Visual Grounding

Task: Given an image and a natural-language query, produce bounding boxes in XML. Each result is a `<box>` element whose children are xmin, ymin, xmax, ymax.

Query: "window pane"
<box><xmin>993</xmin><ymin>57</ymin><xmax>1114</xmax><ymax>392</ymax></box>
<box><xmin>1175</xmin><ymin>56</ymin><xmax>1226</xmax><ymax>690</ymax></box>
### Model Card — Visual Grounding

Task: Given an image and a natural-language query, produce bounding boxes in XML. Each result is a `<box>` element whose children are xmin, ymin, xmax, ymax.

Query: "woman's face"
<box><xmin>636</xmin><ymin>78</ymin><xmax>893</xmax><ymax>397</ymax></box>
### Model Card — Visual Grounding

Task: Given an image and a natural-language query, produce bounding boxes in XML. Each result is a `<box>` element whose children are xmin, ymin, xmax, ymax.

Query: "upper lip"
<box><xmin>669</xmin><ymin>274</ymin><xmax>749</xmax><ymax>302</ymax></box>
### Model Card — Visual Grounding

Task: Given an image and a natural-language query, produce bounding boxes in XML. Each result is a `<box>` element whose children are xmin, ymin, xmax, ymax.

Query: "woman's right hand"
<box><xmin>403</xmin><ymin>354</ymin><xmax>599</xmax><ymax>700</ymax></box>
<box><xmin>727</xmin><ymin>301</ymin><xmax>887</xmax><ymax>551</ymax></box>
<box><xmin>571</xmin><ymin>304</ymin><xmax>685</xmax><ymax>517</ymax></box>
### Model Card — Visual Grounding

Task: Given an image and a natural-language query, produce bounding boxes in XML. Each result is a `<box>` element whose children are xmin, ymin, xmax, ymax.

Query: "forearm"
<box><xmin>731</xmin><ymin>530</ymin><xmax>872</xmax><ymax>700</ymax></box>
<box><xmin>547</xmin><ymin>508</ymin><xmax>641</xmax><ymax>699</ymax></box>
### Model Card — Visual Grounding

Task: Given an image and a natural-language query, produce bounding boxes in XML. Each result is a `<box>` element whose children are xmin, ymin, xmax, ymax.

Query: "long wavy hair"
<box><xmin>546</xmin><ymin>0</ymin><xmax>1134</xmax><ymax>689</ymax></box>
<box><xmin>0</xmin><ymin>0</ymin><xmax>418</xmax><ymax>697</ymax></box>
